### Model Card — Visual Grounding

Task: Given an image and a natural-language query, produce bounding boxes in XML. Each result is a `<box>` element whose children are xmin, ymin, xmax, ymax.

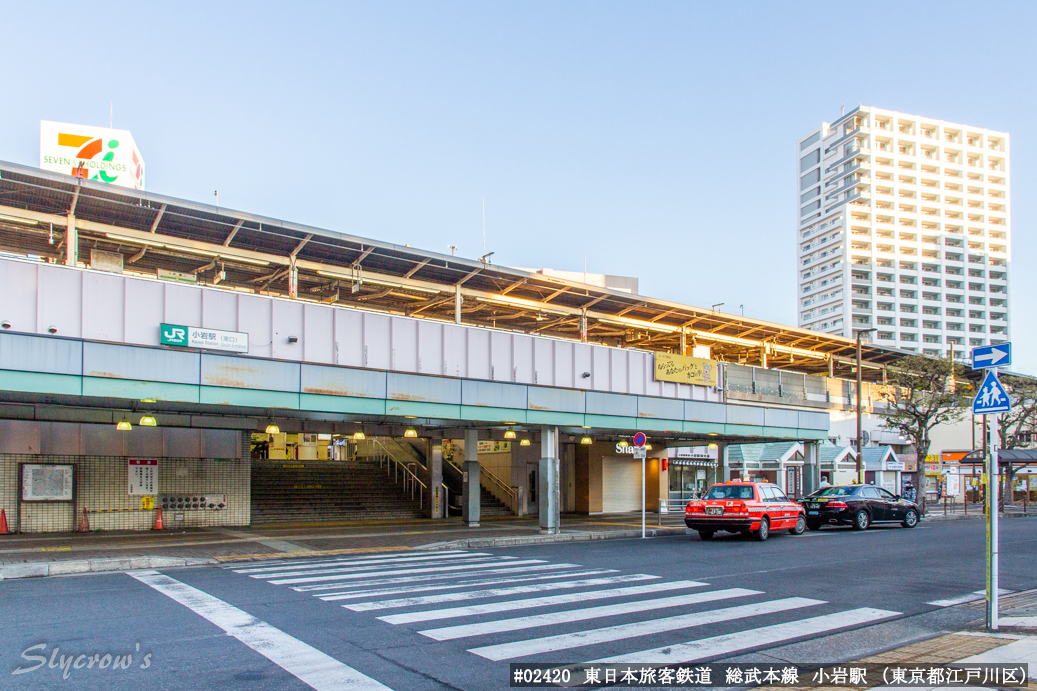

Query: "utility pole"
<box><xmin>855</xmin><ymin>328</ymin><xmax>876</xmax><ymax>483</ymax></box>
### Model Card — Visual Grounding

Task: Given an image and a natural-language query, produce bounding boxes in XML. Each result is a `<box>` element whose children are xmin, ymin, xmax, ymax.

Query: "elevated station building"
<box><xmin>0</xmin><ymin>161</ymin><xmax>908</xmax><ymax>533</ymax></box>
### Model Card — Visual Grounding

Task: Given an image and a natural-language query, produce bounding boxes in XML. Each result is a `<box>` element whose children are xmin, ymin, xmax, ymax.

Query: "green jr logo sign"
<box><xmin>160</xmin><ymin>323</ymin><xmax>188</xmax><ymax>346</ymax></box>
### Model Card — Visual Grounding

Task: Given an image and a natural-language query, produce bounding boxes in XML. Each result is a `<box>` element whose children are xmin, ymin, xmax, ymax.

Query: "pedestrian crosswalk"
<box><xmin>228</xmin><ymin>549</ymin><xmax>900</xmax><ymax>666</ymax></box>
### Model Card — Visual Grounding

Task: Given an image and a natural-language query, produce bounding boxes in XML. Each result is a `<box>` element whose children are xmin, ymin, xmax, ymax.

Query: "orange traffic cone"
<box><xmin>0</xmin><ymin>508</ymin><xmax>9</xmax><ymax>535</ymax></box>
<box><xmin>153</xmin><ymin>507</ymin><xmax>165</xmax><ymax>530</ymax></box>
<box><xmin>78</xmin><ymin>508</ymin><xmax>90</xmax><ymax>532</ymax></box>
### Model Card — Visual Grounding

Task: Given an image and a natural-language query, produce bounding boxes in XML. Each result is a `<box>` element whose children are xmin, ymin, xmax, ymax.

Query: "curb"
<box><xmin>215</xmin><ymin>545</ymin><xmax>412</xmax><ymax>563</ymax></box>
<box><xmin>416</xmin><ymin>527</ymin><xmax>689</xmax><ymax>550</ymax></box>
<box><xmin>922</xmin><ymin>513</ymin><xmax>1036</xmax><ymax>522</ymax></box>
<box><xmin>0</xmin><ymin>556</ymin><xmax>217</xmax><ymax>580</ymax></box>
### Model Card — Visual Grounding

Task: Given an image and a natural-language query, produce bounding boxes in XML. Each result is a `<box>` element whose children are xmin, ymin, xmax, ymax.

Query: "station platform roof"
<box><xmin>0</xmin><ymin>161</ymin><xmax>911</xmax><ymax>381</ymax></box>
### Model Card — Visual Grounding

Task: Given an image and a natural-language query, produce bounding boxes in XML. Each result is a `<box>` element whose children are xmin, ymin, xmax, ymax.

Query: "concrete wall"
<box><xmin>0</xmin><ymin>420</ymin><xmax>249</xmax><ymax>533</ymax></box>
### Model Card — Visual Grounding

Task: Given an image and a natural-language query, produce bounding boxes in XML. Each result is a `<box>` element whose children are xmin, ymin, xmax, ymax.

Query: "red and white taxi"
<box><xmin>684</xmin><ymin>481</ymin><xmax>806</xmax><ymax>542</ymax></box>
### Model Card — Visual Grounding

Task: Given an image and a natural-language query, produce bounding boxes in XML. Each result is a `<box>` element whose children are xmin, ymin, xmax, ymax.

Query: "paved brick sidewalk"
<box><xmin>754</xmin><ymin>632</ymin><xmax>1037</xmax><ymax>690</ymax></box>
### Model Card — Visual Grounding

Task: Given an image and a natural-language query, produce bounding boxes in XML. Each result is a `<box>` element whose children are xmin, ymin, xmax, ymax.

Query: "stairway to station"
<box><xmin>250</xmin><ymin>459</ymin><xmax>426</xmax><ymax>525</ymax></box>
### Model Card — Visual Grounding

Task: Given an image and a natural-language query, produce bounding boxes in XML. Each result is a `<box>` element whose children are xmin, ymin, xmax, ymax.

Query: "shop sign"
<box><xmin>161</xmin><ymin>323</ymin><xmax>249</xmax><ymax>353</ymax></box>
<box><xmin>924</xmin><ymin>463</ymin><xmax>941</xmax><ymax>474</ymax></box>
<box><xmin>654</xmin><ymin>352</ymin><xmax>718</xmax><ymax>387</ymax></box>
<box><xmin>886</xmin><ymin>461</ymin><xmax>905</xmax><ymax>471</ymax></box>
<box><xmin>477</xmin><ymin>440</ymin><xmax>511</xmax><ymax>453</ymax></box>
<box><xmin>903</xmin><ymin>462</ymin><xmax>917</xmax><ymax>472</ymax></box>
<box><xmin>668</xmin><ymin>446</ymin><xmax>719</xmax><ymax>460</ymax></box>
<box><xmin>40</xmin><ymin>120</ymin><xmax>146</xmax><ymax>190</ymax></box>
<box><xmin>945</xmin><ymin>474</ymin><xmax>960</xmax><ymax>497</ymax></box>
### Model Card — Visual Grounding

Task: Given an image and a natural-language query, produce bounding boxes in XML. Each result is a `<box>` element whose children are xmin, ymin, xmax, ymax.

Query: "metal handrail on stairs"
<box><xmin>367</xmin><ymin>439</ymin><xmax>428</xmax><ymax>507</ymax></box>
<box><xmin>446</xmin><ymin>457</ymin><xmax>517</xmax><ymax>512</ymax></box>
<box><xmin>361</xmin><ymin>438</ymin><xmax>452</xmax><ymax>513</ymax></box>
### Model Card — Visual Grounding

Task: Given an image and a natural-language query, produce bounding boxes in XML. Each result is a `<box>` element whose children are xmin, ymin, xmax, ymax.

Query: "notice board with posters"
<box><xmin>21</xmin><ymin>464</ymin><xmax>74</xmax><ymax>501</ymax></box>
<box><xmin>654</xmin><ymin>352</ymin><xmax>718</xmax><ymax>387</ymax></box>
<box><xmin>128</xmin><ymin>459</ymin><xmax>158</xmax><ymax>495</ymax></box>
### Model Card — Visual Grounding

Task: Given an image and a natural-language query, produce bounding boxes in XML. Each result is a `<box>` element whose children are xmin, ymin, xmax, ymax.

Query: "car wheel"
<box><xmin>852</xmin><ymin>509</ymin><xmax>870</xmax><ymax>531</ymax></box>
<box><xmin>698</xmin><ymin>530</ymin><xmax>714</xmax><ymax>541</ymax></box>
<box><xmin>902</xmin><ymin>509</ymin><xmax>919</xmax><ymax>528</ymax></box>
<box><xmin>806</xmin><ymin>518</ymin><xmax>823</xmax><ymax>531</ymax></box>
<box><xmin>754</xmin><ymin>518</ymin><xmax>770</xmax><ymax>541</ymax></box>
<box><xmin>789</xmin><ymin>515</ymin><xmax>806</xmax><ymax>535</ymax></box>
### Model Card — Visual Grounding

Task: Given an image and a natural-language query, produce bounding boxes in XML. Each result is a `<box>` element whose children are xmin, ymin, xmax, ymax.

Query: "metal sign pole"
<box><xmin>642</xmin><ymin>455</ymin><xmax>646</xmax><ymax>539</ymax></box>
<box><xmin>970</xmin><ymin>345</ymin><xmax>1011</xmax><ymax>633</ymax></box>
<box><xmin>988</xmin><ymin>408</ymin><xmax>1000</xmax><ymax>630</ymax></box>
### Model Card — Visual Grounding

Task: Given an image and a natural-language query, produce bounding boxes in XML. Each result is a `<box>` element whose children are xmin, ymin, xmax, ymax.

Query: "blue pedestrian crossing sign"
<box><xmin>972</xmin><ymin>369</ymin><xmax>1011</xmax><ymax>415</ymax></box>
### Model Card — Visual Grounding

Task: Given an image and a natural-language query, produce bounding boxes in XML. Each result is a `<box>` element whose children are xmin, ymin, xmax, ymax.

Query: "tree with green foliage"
<box><xmin>879</xmin><ymin>355</ymin><xmax>970</xmax><ymax>513</ymax></box>
<box><xmin>994</xmin><ymin>375</ymin><xmax>1037</xmax><ymax>504</ymax></box>
<box><xmin>997</xmin><ymin>375</ymin><xmax>1037</xmax><ymax>450</ymax></box>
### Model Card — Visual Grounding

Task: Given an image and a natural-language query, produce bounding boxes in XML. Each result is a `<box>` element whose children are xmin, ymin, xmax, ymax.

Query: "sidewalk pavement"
<box><xmin>921</xmin><ymin>501</ymin><xmax>1035</xmax><ymax>521</ymax></box>
<box><xmin>754</xmin><ymin>631</ymin><xmax>1037</xmax><ymax>690</ymax></box>
<box><xmin>0</xmin><ymin>513</ymin><xmax>690</xmax><ymax>579</ymax></box>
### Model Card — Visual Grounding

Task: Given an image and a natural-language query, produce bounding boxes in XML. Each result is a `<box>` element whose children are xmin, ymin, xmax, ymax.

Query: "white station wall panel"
<box><xmin>0</xmin><ymin>258</ymin><xmax>723</xmax><ymax>403</ymax></box>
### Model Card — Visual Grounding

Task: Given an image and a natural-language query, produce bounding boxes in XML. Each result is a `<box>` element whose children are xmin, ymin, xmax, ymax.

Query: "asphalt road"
<box><xmin>1</xmin><ymin>518</ymin><xmax>1034</xmax><ymax>690</ymax></box>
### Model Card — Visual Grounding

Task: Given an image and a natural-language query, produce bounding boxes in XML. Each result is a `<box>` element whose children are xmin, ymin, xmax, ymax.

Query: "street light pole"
<box><xmin>856</xmin><ymin>328</ymin><xmax>877</xmax><ymax>484</ymax></box>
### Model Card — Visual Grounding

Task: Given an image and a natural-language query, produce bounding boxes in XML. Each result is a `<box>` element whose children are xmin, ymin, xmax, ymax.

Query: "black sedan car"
<box><xmin>800</xmin><ymin>484</ymin><xmax>920</xmax><ymax>531</ymax></box>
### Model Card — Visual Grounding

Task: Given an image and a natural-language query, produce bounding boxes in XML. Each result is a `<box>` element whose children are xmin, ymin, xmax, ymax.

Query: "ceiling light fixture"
<box><xmin>265</xmin><ymin>424</ymin><xmax>280</xmax><ymax>435</ymax></box>
<box><xmin>353</xmin><ymin>431</ymin><xmax>366</xmax><ymax>441</ymax></box>
<box><xmin>116</xmin><ymin>420</ymin><xmax>132</xmax><ymax>431</ymax></box>
<box><xmin>0</xmin><ymin>213</ymin><xmax>38</xmax><ymax>225</ymax></box>
<box><xmin>520</xmin><ymin>439</ymin><xmax>531</xmax><ymax>446</ymax></box>
<box><xmin>599</xmin><ymin>317</ymin><xmax>679</xmax><ymax>334</ymax></box>
<box><xmin>404</xmin><ymin>429</ymin><xmax>418</xmax><ymax>438</ymax></box>
<box><xmin>580</xmin><ymin>436</ymin><xmax>593</xmax><ymax>445</ymax></box>
<box><xmin>477</xmin><ymin>295</ymin><xmax>566</xmax><ymax>315</ymax></box>
<box><xmin>139</xmin><ymin>415</ymin><xmax>157</xmax><ymax>427</ymax></box>
<box><xmin>504</xmin><ymin>429</ymin><xmax>517</xmax><ymax>440</ymax></box>
<box><xmin>105</xmin><ymin>233</ymin><xmax>166</xmax><ymax>247</ymax></box>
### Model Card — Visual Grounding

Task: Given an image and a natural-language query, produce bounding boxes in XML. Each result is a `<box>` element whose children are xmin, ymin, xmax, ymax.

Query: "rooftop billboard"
<box><xmin>40</xmin><ymin>120</ymin><xmax>145</xmax><ymax>190</ymax></box>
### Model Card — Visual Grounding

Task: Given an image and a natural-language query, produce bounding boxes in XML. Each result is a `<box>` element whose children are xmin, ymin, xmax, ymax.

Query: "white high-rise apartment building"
<box><xmin>796</xmin><ymin>106</ymin><xmax>1010</xmax><ymax>356</ymax></box>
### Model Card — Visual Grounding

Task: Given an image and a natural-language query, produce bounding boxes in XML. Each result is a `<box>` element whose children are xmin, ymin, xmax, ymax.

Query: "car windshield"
<box><xmin>813</xmin><ymin>486</ymin><xmax>859</xmax><ymax>497</ymax></box>
<box><xmin>704</xmin><ymin>485</ymin><xmax>755</xmax><ymax>500</ymax></box>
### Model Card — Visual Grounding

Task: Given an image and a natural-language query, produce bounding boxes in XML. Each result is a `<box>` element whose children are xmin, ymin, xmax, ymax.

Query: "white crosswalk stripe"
<box><xmin>232</xmin><ymin>550</ymin><xmax>483</xmax><ymax>574</ymax></box>
<box><xmin>231</xmin><ymin>548</ymin><xmax>902</xmax><ymax>668</ymax></box>
<box><xmin>291</xmin><ymin>563</ymin><xmax>581</xmax><ymax>592</ymax></box>
<box><xmin>317</xmin><ymin>569</ymin><xmax>620</xmax><ymax>601</ymax></box>
<box><xmin>269</xmin><ymin>559</ymin><xmax>550</xmax><ymax>585</ymax></box>
<box><xmin>377</xmin><ymin>579</ymin><xmax>708</xmax><ymax>624</ymax></box>
<box><xmin>344</xmin><ymin>573</ymin><xmax>657</xmax><ymax>610</ymax></box>
<box><xmin>248</xmin><ymin>555</ymin><xmax>516</xmax><ymax>581</ymax></box>
<box><xmin>590</xmin><ymin>607</ymin><xmax>901</xmax><ymax>664</ymax></box>
<box><xmin>418</xmin><ymin>588</ymin><xmax>761</xmax><ymax>641</ymax></box>
<box><xmin>469</xmin><ymin>597</ymin><xmax>824</xmax><ymax>661</ymax></box>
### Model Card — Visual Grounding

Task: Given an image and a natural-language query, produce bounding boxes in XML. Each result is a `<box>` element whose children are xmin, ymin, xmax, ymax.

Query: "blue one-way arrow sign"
<box><xmin>973</xmin><ymin>369</ymin><xmax>1011</xmax><ymax>415</ymax></box>
<box><xmin>972</xmin><ymin>343</ymin><xmax>1011</xmax><ymax>369</ymax></box>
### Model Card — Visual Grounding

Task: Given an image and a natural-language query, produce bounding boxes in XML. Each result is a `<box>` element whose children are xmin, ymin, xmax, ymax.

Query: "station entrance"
<box><xmin>248</xmin><ymin>432</ymin><xmax>514</xmax><ymax>525</ymax></box>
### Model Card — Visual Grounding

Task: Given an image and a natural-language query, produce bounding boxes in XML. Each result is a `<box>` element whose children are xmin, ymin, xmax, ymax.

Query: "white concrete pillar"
<box><xmin>539</xmin><ymin>425</ymin><xmax>559</xmax><ymax>534</ymax></box>
<box><xmin>462</xmin><ymin>429</ymin><xmax>480</xmax><ymax>527</ymax></box>
<box><xmin>65</xmin><ymin>214</ymin><xmax>77</xmax><ymax>266</ymax></box>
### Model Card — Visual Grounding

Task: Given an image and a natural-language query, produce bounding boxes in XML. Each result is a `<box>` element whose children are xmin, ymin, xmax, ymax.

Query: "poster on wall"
<box><xmin>128</xmin><ymin>459</ymin><xmax>158</xmax><ymax>496</ymax></box>
<box><xmin>477</xmin><ymin>441</ymin><xmax>511</xmax><ymax>453</ymax></box>
<box><xmin>21</xmin><ymin>464</ymin><xmax>74</xmax><ymax>501</ymax></box>
<box><xmin>654</xmin><ymin>352</ymin><xmax>718</xmax><ymax>387</ymax></box>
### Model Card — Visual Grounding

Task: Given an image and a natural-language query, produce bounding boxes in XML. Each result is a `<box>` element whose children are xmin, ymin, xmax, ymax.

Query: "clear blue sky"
<box><xmin>2</xmin><ymin>1</ymin><xmax>1034</xmax><ymax>372</ymax></box>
